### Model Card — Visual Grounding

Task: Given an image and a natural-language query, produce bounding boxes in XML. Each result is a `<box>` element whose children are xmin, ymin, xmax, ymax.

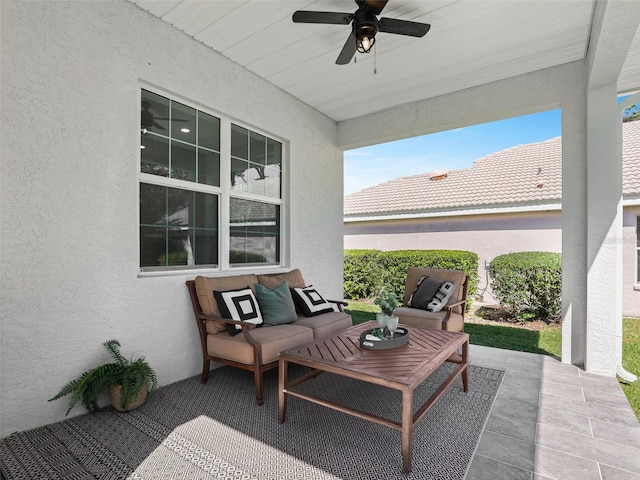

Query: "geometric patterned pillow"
<box><xmin>290</xmin><ymin>286</ymin><xmax>337</xmax><ymax>317</ymax></box>
<box><xmin>213</xmin><ymin>287</ymin><xmax>264</xmax><ymax>337</ymax></box>
<box><xmin>407</xmin><ymin>276</ymin><xmax>444</xmax><ymax>309</ymax></box>
<box><xmin>426</xmin><ymin>281</ymin><xmax>456</xmax><ymax>313</ymax></box>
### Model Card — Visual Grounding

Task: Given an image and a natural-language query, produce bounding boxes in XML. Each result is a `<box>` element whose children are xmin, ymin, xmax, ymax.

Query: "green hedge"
<box><xmin>487</xmin><ymin>252</ymin><xmax>561</xmax><ymax>323</ymax></box>
<box><xmin>344</xmin><ymin>249</ymin><xmax>479</xmax><ymax>307</ymax></box>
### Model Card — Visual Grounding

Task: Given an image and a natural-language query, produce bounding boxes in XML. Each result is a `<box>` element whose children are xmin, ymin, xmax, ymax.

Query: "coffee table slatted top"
<box><xmin>280</xmin><ymin>321</ymin><xmax>468</xmax><ymax>388</ymax></box>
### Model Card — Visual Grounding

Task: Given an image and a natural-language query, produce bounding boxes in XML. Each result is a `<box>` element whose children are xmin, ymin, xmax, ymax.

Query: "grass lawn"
<box><xmin>344</xmin><ymin>300</ymin><xmax>640</xmax><ymax>421</ymax></box>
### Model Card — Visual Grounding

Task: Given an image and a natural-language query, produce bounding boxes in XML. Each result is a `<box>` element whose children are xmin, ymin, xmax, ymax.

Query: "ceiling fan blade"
<box><xmin>155</xmin><ymin>117</ymin><xmax>188</xmax><ymax>123</ymax></box>
<box><xmin>378</xmin><ymin>17</ymin><xmax>431</xmax><ymax>37</ymax></box>
<box><xmin>336</xmin><ymin>31</ymin><xmax>357</xmax><ymax>65</ymax></box>
<box><xmin>356</xmin><ymin>0</ymin><xmax>388</xmax><ymax>16</ymax></box>
<box><xmin>152</xmin><ymin>121</ymin><xmax>166</xmax><ymax>130</ymax></box>
<box><xmin>292</xmin><ymin>11</ymin><xmax>352</xmax><ymax>24</ymax></box>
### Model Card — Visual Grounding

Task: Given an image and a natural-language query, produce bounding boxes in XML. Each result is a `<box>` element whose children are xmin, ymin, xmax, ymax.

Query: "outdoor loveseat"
<box><xmin>392</xmin><ymin>267</ymin><xmax>469</xmax><ymax>332</ymax></box>
<box><xmin>186</xmin><ymin>269</ymin><xmax>352</xmax><ymax>404</ymax></box>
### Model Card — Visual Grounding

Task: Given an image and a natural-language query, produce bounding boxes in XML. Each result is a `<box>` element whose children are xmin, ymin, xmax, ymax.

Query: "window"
<box><xmin>139</xmin><ymin>89</ymin><xmax>283</xmax><ymax>271</ymax></box>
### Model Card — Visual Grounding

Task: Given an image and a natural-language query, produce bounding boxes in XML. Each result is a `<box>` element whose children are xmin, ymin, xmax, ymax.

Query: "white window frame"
<box><xmin>138</xmin><ymin>86</ymin><xmax>287</xmax><ymax>275</ymax></box>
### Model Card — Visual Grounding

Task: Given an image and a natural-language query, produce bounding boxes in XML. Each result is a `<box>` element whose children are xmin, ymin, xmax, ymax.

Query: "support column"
<box><xmin>561</xmin><ymin>92</ymin><xmax>588</xmax><ymax>368</ymax></box>
<box><xmin>584</xmin><ymin>84</ymin><xmax>622</xmax><ymax>376</ymax></box>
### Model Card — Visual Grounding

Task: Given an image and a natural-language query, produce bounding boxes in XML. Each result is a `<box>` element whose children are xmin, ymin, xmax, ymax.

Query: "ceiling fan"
<box><xmin>141</xmin><ymin>101</ymin><xmax>187</xmax><ymax>131</ymax></box>
<box><xmin>292</xmin><ymin>0</ymin><xmax>431</xmax><ymax>65</ymax></box>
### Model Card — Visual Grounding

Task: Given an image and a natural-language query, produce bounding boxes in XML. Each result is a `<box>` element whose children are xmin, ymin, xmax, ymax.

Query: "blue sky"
<box><xmin>343</xmin><ymin>109</ymin><xmax>562</xmax><ymax>195</ymax></box>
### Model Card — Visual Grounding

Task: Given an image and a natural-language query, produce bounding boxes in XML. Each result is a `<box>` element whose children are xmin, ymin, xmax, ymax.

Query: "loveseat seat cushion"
<box><xmin>393</xmin><ymin>306</ymin><xmax>463</xmax><ymax>332</ymax></box>
<box><xmin>292</xmin><ymin>311</ymin><xmax>352</xmax><ymax>339</ymax></box>
<box><xmin>195</xmin><ymin>274</ymin><xmax>259</xmax><ymax>333</ymax></box>
<box><xmin>206</xmin><ymin>324</ymin><xmax>314</xmax><ymax>365</ymax></box>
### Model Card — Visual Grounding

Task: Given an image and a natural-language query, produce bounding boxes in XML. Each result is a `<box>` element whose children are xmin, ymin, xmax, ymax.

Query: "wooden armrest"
<box><xmin>197</xmin><ymin>313</ymin><xmax>257</xmax><ymax>330</ymax></box>
<box><xmin>328</xmin><ymin>299</ymin><xmax>349</xmax><ymax>306</ymax></box>
<box><xmin>443</xmin><ymin>299</ymin><xmax>465</xmax><ymax>309</ymax></box>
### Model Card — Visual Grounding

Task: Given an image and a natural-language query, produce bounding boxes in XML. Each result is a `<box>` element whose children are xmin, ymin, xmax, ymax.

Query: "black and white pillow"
<box><xmin>408</xmin><ymin>276</ymin><xmax>444</xmax><ymax>309</ymax></box>
<box><xmin>290</xmin><ymin>286</ymin><xmax>337</xmax><ymax>317</ymax></box>
<box><xmin>213</xmin><ymin>287</ymin><xmax>263</xmax><ymax>336</ymax></box>
<box><xmin>426</xmin><ymin>281</ymin><xmax>456</xmax><ymax>313</ymax></box>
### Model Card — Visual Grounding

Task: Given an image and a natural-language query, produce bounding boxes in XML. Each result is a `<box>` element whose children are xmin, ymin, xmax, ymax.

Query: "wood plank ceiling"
<box><xmin>130</xmin><ymin>0</ymin><xmax>639</xmax><ymax>122</ymax></box>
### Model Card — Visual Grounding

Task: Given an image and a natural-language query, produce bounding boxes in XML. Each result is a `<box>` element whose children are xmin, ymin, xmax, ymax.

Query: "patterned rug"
<box><xmin>0</xmin><ymin>363</ymin><xmax>504</xmax><ymax>480</ymax></box>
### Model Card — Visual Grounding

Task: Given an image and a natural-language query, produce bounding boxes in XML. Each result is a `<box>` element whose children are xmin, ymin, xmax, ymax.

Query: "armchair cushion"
<box><xmin>254</xmin><ymin>281</ymin><xmax>298</xmax><ymax>326</ymax></box>
<box><xmin>213</xmin><ymin>287</ymin><xmax>264</xmax><ymax>336</ymax></box>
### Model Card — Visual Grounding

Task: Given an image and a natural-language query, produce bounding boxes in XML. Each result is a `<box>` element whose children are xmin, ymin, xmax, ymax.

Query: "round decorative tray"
<box><xmin>359</xmin><ymin>327</ymin><xmax>410</xmax><ymax>350</ymax></box>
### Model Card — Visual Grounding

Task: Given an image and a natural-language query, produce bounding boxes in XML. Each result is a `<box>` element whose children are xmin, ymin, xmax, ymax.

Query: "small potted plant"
<box><xmin>49</xmin><ymin>339</ymin><xmax>158</xmax><ymax>415</ymax></box>
<box><xmin>373</xmin><ymin>289</ymin><xmax>400</xmax><ymax>337</ymax></box>
<box><xmin>374</xmin><ymin>288</ymin><xmax>400</xmax><ymax>317</ymax></box>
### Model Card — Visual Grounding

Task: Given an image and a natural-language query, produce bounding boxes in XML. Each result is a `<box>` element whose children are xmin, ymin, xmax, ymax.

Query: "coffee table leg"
<box><xmin>462</xmin><ymin>339</ymin><xmax>469</xmax><ymax>392</ymax></box>
<box><xmin>402</xmin><ymin>389</ymin><xmax>413</xmax><ymax>474</ymax></box>
<box><xmin>278</xmin><ymin>357</ymin><xmax>287</xmax><ymax>423</ymax></box>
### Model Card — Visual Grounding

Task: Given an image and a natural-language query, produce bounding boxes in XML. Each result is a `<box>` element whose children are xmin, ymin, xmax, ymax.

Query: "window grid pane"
<box><xmin>140</xmin><ymin>183</ymin><xmax>219</xmax><ymax>268</ymax></box>
<box><xmin>141</xmin><ymin>90</ymin><xmax>282</xmax><ymax>271</ymax></box>
<box><xmin>141</xmin><ymin>89</ymin><xmax>220</xmax><ymax>187</ymax></box>
<box><xmin>229</xmin><ymin>198</ymin><xmax>280</xmax><ymax>265</ymax></box>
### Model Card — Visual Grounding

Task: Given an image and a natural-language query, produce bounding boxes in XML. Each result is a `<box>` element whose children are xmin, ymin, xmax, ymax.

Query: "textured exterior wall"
<box><xmin>623</xmin><ymin>207</ymin><xmax>640</xmax><ymax>317</ymax></box>
<box><xmin>344</xmin><ymin>211</ymin><xmax>563</xmax><ymax>304</ymax></box>
<box><xmin>0</xmin><ymin>1</ymin><xmax>342</xmax><ymax>435</ymax></box>
<box><xmin>345</xmin><ymin>208</ymin><xmax>640</xmax><ymax>317</ymax></box>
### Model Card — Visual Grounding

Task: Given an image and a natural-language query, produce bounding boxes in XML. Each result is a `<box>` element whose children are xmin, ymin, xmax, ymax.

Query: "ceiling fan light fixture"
<box><xmin>356</xmin><ymin>24</ymin><xmax>377</xmax><ymax>53</ymax></box>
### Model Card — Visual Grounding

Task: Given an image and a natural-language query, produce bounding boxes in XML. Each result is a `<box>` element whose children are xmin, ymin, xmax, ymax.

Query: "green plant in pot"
<box><xmin>373</xmin><ymin>289</ymin><xmax>400</xmax><ymax>337</ymax></box>
<box><xmin>49</xmin><ymin>339</ymin><xmax>158</xmax><ymax>415</ymax></box>
<box><xmin>374</xmin><ymin>289</ymin><xmax>400</xmax><ymax>317</ymax></box>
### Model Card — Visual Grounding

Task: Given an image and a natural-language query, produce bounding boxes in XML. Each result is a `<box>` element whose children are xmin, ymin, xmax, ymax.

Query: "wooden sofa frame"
<box><xmin>186</xmin><ymin>279</ymin><xmax>349</xmax><ymax>405</ymax></box>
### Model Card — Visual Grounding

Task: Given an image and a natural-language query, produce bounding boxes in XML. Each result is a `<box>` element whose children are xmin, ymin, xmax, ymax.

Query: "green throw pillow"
<box><xmin>254</xmin><ymin>281</ymin><xmax>298</xmax><ymax>326</ymax></box>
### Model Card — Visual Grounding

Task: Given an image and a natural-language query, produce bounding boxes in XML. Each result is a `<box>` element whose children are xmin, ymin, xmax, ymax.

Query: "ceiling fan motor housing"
<box><xmin>354</xmin><ymin>9</ymin><xmax>378</xmax><ymax>39</ymax></box>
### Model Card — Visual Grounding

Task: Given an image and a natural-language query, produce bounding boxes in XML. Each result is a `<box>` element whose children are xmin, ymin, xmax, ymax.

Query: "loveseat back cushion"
<box><xmin>214</xmin><ymin>287</ymin><xmax>264</xmax><ymax>336</ymax></box>
<box><xmin>194</xmin><ymin>274</ymin><xmax>259</xmax><ymax>333</ymax></box>
<box><xmin>254</xmin><ymin>281</ymin><xmax>298</xmax><ymax>326</ymax></box>
<box><xmin>257</xmin><ymin>269</ymin><xmax>306</xmax><ymax>290</ymax></box>
<box><xmin>403</xmin><ymin>268</ymin><xmax>465</xmax><ymax>307</ymax></box>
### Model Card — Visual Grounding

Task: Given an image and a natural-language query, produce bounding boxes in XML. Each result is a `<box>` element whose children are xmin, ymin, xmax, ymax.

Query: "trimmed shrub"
<box><xmin>488</xmin><ymin>252</ymin><xmax>562</xmax><ymax>323</ymax></box>
<box><xmin>343</xmin><ymin>250</ymin><xmax>384</xmax><ymax>299</ymax></box>
<box><xmin>344</xmin><ymin>249</ymin><xmax>479</xmax><ymax>308</ymax></box>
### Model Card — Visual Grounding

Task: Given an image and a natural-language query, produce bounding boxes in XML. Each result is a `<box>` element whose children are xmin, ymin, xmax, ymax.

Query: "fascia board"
<box><xmin>344</xmin><ymin>203</ymin><xmax>563</xmax><ymax>223</ymax></box>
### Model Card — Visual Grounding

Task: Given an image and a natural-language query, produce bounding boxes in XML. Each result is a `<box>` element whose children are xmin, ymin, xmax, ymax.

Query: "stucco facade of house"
<box><xmin>2</xmin><ymin>0</ymin><xmax>640</xmax><ymax>436</ymax></box>
<box><xmin>345</xmin><ymin>121</ymin><xmax>640</xmax><ymax>316</ymax></box>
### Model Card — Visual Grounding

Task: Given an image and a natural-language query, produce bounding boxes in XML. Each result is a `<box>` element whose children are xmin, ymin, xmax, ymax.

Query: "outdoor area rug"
<box><xmin>0</xmin><ymin>363</ymin><xmax>504</xmax><ymax>480</ymax></box>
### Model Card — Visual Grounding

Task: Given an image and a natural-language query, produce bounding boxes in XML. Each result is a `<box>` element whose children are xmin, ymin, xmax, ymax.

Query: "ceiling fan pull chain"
<box><xmin>374</xmin><ymin>43</ymin><xmax>377</xmax><ymax>74</ymax></box>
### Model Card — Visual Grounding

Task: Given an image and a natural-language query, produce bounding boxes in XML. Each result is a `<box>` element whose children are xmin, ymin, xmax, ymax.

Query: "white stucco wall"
<box><xmin>623</xmin><ymin>206</ymin><xmax>640</xmax><ymax>318</ymax></box>
<box><xmin>344</xmin><ymin>211</ymin><xmax>563</xmax><ymax>304</ymax></box>
<box><xmin>0</xmin><ymin>0</ymin><xmax>343</xmax><ymax>435</ymax></box>
<box><xmin>345</xmin><ymin>208</ymin><xmax>640</xmax><ymax>317</ymax></box>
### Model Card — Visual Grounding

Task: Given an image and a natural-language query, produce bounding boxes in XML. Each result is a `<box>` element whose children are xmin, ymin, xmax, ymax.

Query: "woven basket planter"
<box><xmin>109</xmin><ymin>384</ymin><xmax>148</xmax><ymax>412</ymax></box>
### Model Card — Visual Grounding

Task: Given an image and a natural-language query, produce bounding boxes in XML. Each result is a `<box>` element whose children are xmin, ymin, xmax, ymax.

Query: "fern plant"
<box><xmin>49</xmin><ymin>339</ymin><xmax>157</xmax><ymax>415</ymax></box>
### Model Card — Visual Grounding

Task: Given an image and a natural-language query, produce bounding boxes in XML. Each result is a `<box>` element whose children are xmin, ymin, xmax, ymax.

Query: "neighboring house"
<box><xmin>344</xmin><ymin>120</ymin><xmax>640</xmax><ymax>316</ymax></box>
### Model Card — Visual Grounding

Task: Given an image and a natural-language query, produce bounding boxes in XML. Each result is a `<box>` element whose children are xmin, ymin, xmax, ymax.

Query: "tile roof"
<box><xmin>344</xmin><ymin>120</ymin><xmax>640</xmax><ymax>217</ymax></box>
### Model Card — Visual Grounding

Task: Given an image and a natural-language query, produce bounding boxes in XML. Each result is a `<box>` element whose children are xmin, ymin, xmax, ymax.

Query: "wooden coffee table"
<box><xmin>278</xmin><ymin>321</ymin><xmax>469</xmax><ymax>474</ymax></box>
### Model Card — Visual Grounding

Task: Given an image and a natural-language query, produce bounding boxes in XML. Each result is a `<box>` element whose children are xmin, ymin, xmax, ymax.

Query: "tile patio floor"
<box><xmin>466</xmin><ymin>345</ymin><xmax>640</xmax><ymax>480</ymax></box>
